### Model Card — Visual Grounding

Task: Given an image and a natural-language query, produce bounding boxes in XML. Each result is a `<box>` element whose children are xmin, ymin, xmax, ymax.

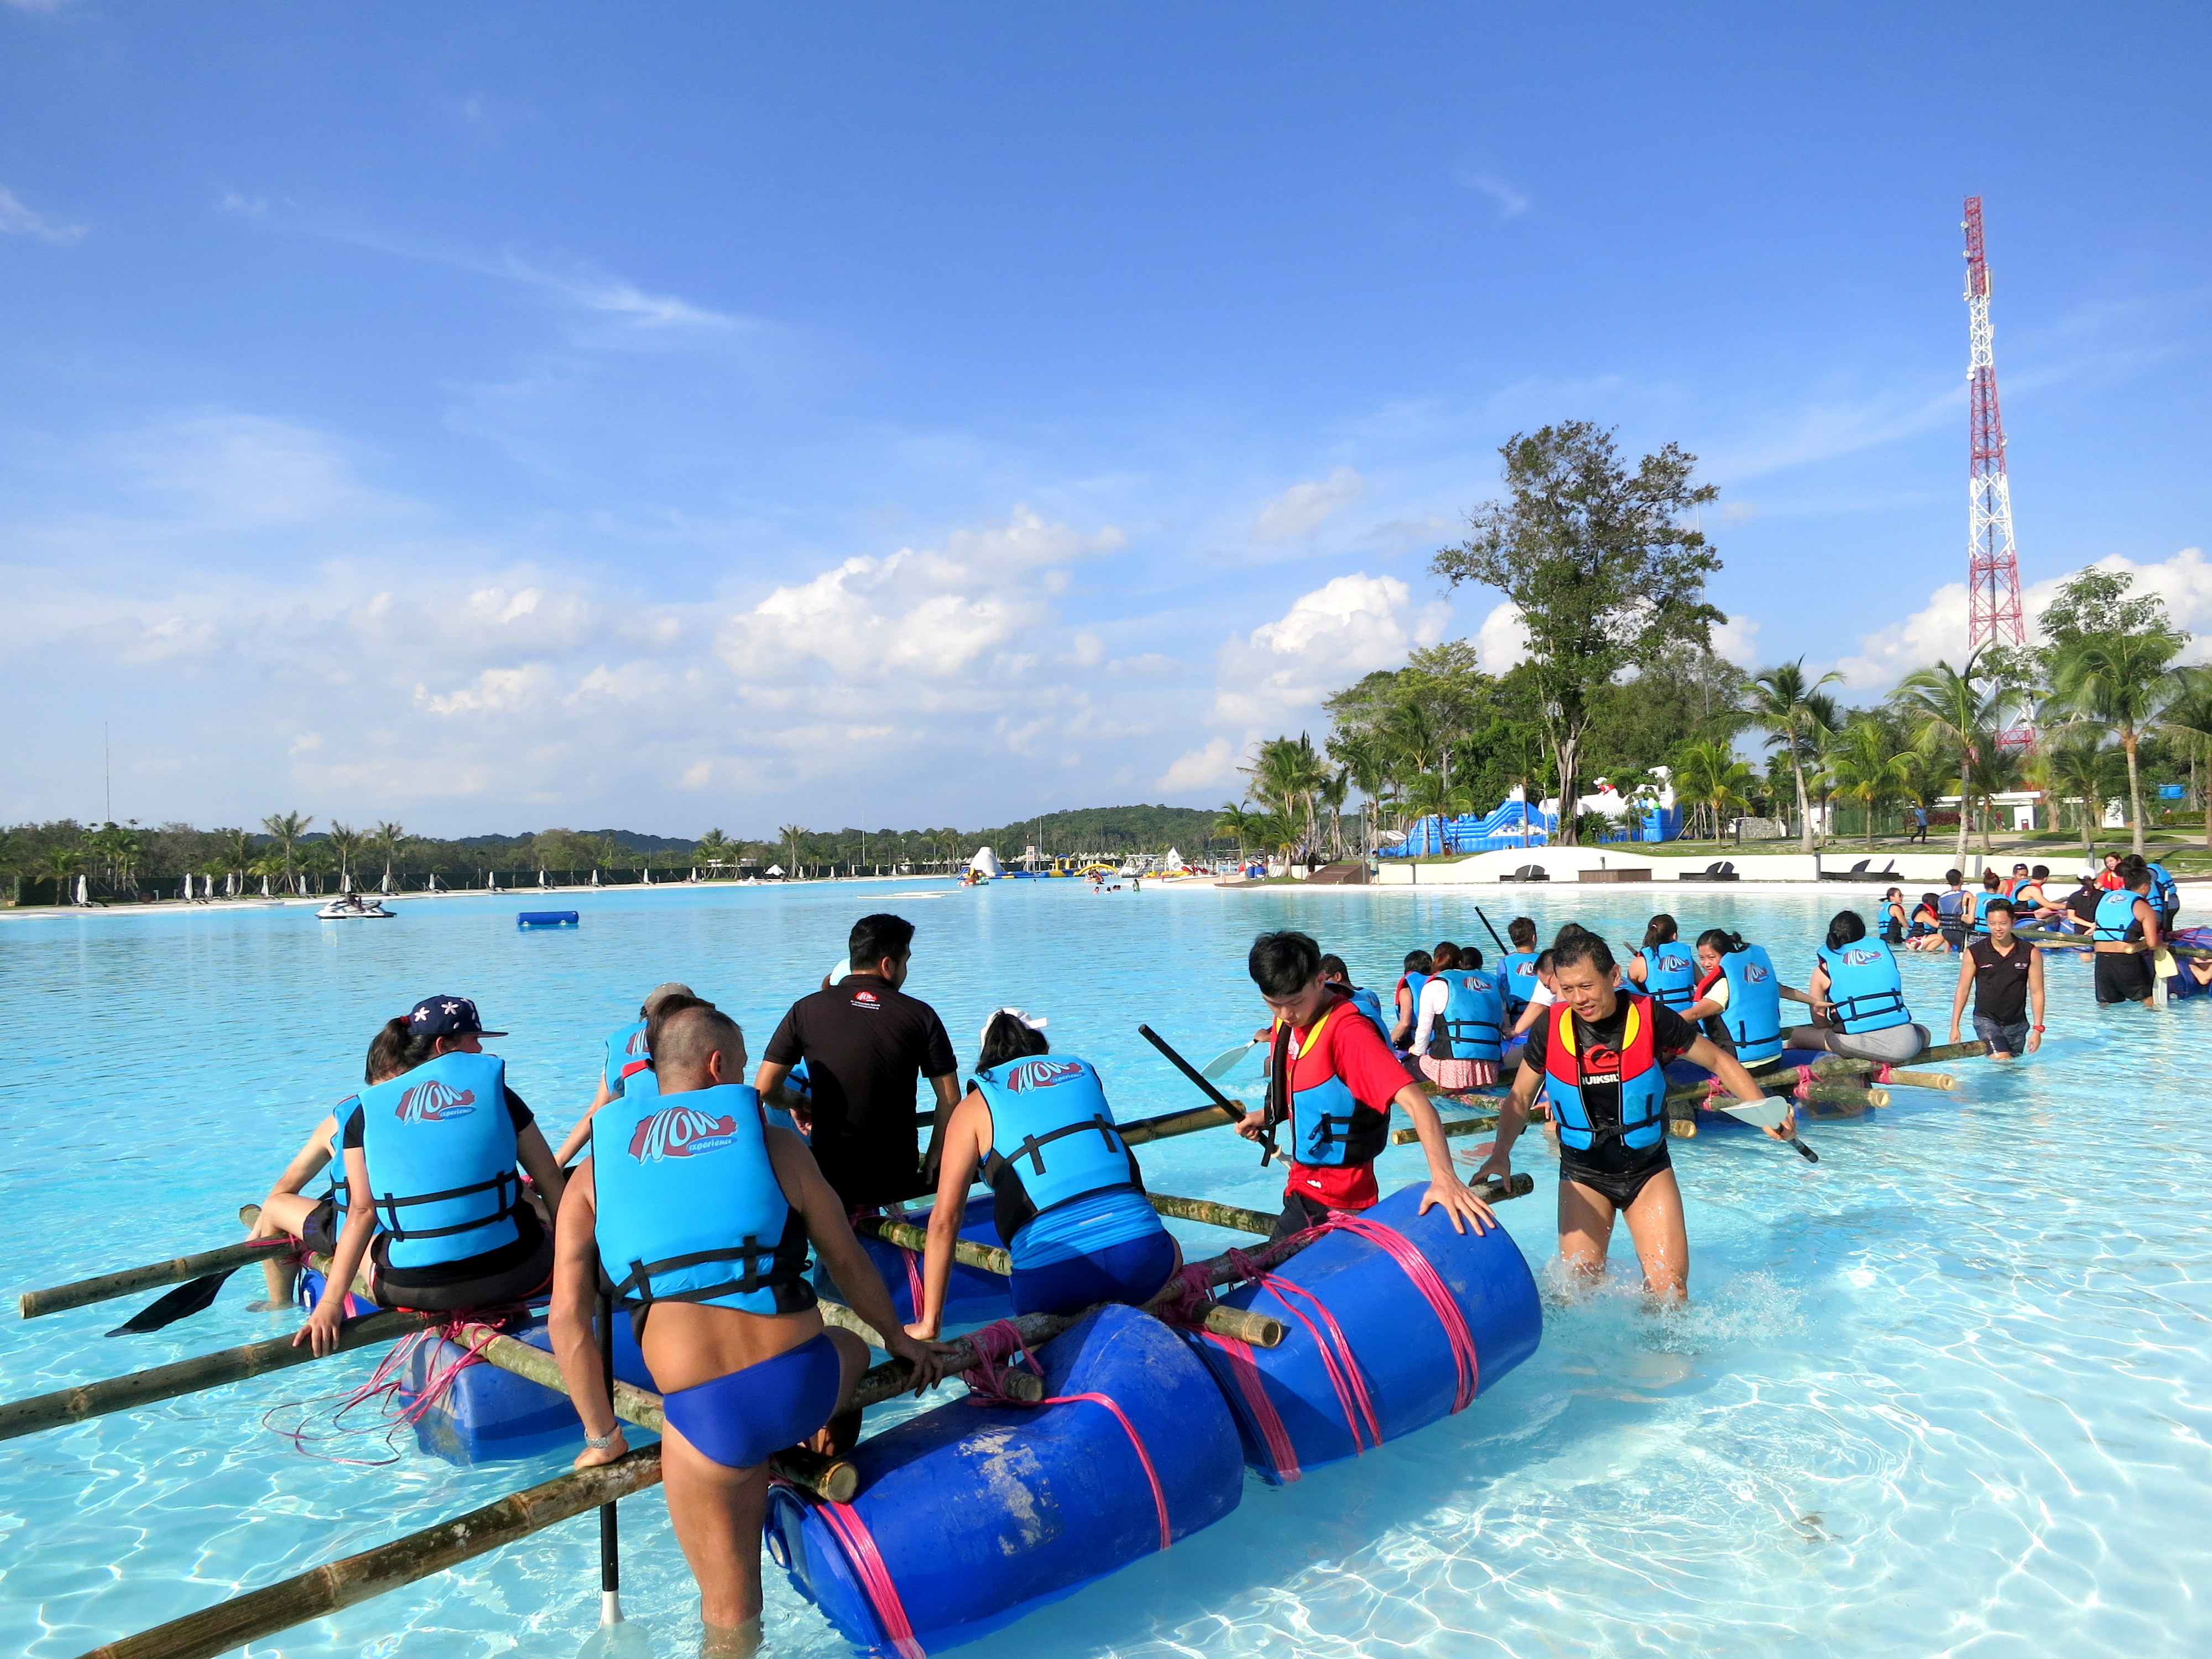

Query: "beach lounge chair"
<box><xmin>1678</xmin><ymin>860</ymin><xmax>1739</xmax><ymax>883</ymax></box>
<box><xmin>1496</xmin><ymin>864</ymin><xmax>1550</xmax><ymax>883</ymax></box>
<box><xmin>1819</xmin><ymin>858</ymin><xmax>1896</xmax><ymax>882</ymax></box>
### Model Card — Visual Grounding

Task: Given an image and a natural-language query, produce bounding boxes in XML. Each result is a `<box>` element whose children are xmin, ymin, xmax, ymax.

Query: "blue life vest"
<box><xmin>976</xmin><ymin>1056</ymin><xmax>1148</xmax><ymax>1256</ymax></box>
<box><xmin>1498</xmin><ymin>953</ymin><xmax>1540</xmax><ymax>1010</ymax></box>
<box><xmin>320</xmin><ymin>1097</ymin><xmax>358</xmax><ymax>1219</ymax></box>
<box><xmin>1347</xmin><ymin>985</ymin><xmax>1393</xmax><ymax>1046</ymax></box>
<box><xmin>1540</xmin><ymin>998</ymin><xmax>1666</xmax><ymax>1153</ymax></box>
<box><xmin>1638</xmin><ymin>943</ymin><xmax>1698</xmax><ymax>1010</ymax></box>
<box><xmin>1816</xmin><ymin>938</ymin><xmax>1910</xmax><ymax>1034</ymax></box>
<box><xmin>605</xmin><ymin>1020</ymin><xmax>651</xmax><ymax>1099</ymax></box>
<box><xmin>1717</xmin><ymin>945</ymin><xmax>1785</xmax><ymax>1065</ymax></box>
<box><xmin>1972</xmin><ymin>891</ymin><xmax>2000</xmax><ymax>935</ymax></box>
<box><xmin>1434</xmin><ymin>969</ymin><xmax>1505</xmax><ymax>1063</ymax></box>
<box><xmin>1271</xmin><ymin>1004</ymin><xmax>1389</xmax><ymax>1167</ymax></box>
<box><xmin>2150</xmin><ymin>863</ymin><xmax>2179</xmax><ymax>914</ymax></box>
<box><xmin>2095</xmin><ymin>888</ymin><xmax>2147</xmax><ymax>942</ymax></box>
<box><xmin>1400</xmin><ymin>972</ymin><xmax>1430</xmax><ymax>1038</ymax></box>
<box><xmin>768</xmin><ymin>1058</ymin><xmax>811</xmax><ymax>1135</ymax></box>
<box><xmin>1937</xmin><ymin>889</ymin><xmax>1968</xmax><ymax>925</ymax></box>
<box><xmin>593</xmin><ymin>1082</ymin><xmax>814</xmax><ymax>1321</ymax></box>
<box><xmin>356</xmin><ymin>1053</ymin><xmax>523</xmax><ymax>1271</ymax></box>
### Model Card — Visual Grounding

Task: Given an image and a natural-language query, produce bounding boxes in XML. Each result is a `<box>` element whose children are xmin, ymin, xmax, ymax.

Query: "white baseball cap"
<box><xmin>979</xmin><ymin>1006</ymin><xmax>1048</xmax><ymax>1047</ymax></box>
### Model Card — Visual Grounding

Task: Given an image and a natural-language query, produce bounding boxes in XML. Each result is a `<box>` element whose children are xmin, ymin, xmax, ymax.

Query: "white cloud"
<box><xmin>499</xmin><ymin>253</ymin><xmax>741</xmax><ymax>332</ymax></box>
<box><xmin>0</xmin><ymin>185</ymin><xmax>85</xmax><ymax>244</ymax></box>
<box><xmin>1834</xmin><ymin>547</ymin><xmax>2212</xmax><ymax>689</ymax></box>
<box><xmin>1711</xmin><ymin>613</ymin><xmax>1764</xmax><ymax>666</ymax></box>
<box><xmin>1156</xmin><ymin>737</ymin><xmax>1238</xmax><ymax>792</ymax></box>
<box><xmin>1208</xmin><ymin>572</ymin><xmax>1447</xmax><ymax>728</ymax></box>
<box><xmin>1252</xmin><ymin>467</ymin><xmax>1366</xmax><ymax>542</ymax></box>
<box><xmin>1453</xmin><ymin>169</ymin><xmax>1530</xmax><ymax>218</ymax></box>
<box><xmin>1475</xmin><ymin>601</ymin><xmax>1528</xmax><ymax>670</ymax></box>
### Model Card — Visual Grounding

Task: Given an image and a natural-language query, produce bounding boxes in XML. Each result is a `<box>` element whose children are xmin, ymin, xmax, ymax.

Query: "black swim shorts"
<box><xmin>1559</xmin><ymin>1149</ymin><xmax>1673</xmax><ymax>1212</ymax></box>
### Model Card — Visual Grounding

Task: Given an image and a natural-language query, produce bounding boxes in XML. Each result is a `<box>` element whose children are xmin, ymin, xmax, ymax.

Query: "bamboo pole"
<box><xmin>855</xmin><ymin>1216</ymin><xmax>1011</xmax><ymax>1276</ymax></box>
<box><xmin>72</xmin><ymin>1444</ymin><xmax>668</xmax><ymax>1659</ymax></box>
<box><xmin>1387</xmin><ymin>1114</ymin><xmax>1499</xmax><ymax>1145</ymax></box>
<box><xmin>1877</xmin><ymin>1067</ymin><xmax>1957</xmax><ymax>1092</ymax></box>
<box><xmin>1145</xmin><ymin>1192</ymin><xmax>1277</xmax><ymax>1236</ymax></box>
<box><xmin>0</xmin><ymin>1311</ymin><xmax>430</xmax><ymax>1444</ymax></box>
<box><xmin>1115</xmin><ymin>1100</ymin><xmax>1246</xmax><ymax>1147</ymax></box>
<box><xmin>19</xmin><ymin>1238</ymin><xmax>294</xmax><ymax>1321</ymax></box>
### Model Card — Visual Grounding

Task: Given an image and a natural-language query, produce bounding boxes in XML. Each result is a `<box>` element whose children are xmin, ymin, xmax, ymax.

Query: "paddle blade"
<box><xmin>1716</xmin><ymin>1097</ymin><xmax>1793</xmax><ymax>1133</ymax></box>
<box><xmin>578</xmin><ymin>1613</ymin><xmax>654</xmax><ymax>1659</ymax></box>
<box><xmin>106</xmin><ymin>1269</ymin><xmax>237</xmax><ymax>1337</ymax></box>
<box><xmin>1199</xmin><ymin>1041</ymin><xmax>1256</xmax><ymax>1082</ymax></box>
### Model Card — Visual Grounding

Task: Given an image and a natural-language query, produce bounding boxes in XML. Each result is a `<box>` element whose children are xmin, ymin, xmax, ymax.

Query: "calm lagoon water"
<box><xmin>2</xmin><ymin>878</ymin><xmax>2208</xmax><ymax>1657</ymax></box>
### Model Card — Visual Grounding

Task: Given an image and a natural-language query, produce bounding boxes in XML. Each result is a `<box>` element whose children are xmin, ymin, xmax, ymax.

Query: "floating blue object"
<box><xmin>766</xmin><ymin>1302</ymin><xmax>1244</xmax><ymax>1656</ymax></box>
<box><xmin>399</xmin><ymin>1318</ymin><xmax>658</xmax><ymax>1464</ymax></box>
<box><xmin>1179</xmin><ymin>1180</ymin><xmax>1542</xmax><ymax>1484</ymax></box>
<box><xmin>516</xmin><ymin>910</ymin><xmax>581</xmax><ymax>928</ymax></box>
<box><xmin>816</xmin><ymin>1191</ymin><xmax>1013</xmax><ymax>1328</ymax></box>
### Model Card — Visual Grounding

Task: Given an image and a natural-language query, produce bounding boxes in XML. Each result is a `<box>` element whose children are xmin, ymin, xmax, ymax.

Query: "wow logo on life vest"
<box><xmin>624</xmin><ymin>1027</ymin><xmax>648</xmax><ymax>1055</ymax></box>
<box><xmin>628</xmin><ymin>1105</ymin><xmax>740</xmax><ymax>1161</ymax></box>
<box><xmin>396</xmin><ymin>1081</ymin><xmax>477</xmax><ymax>1122</ymax></box>
<box><xmin>1002</xmin><ymin>1058</ymin><xmax>1085</xmax><ymax>1092</ymax></box>
<box><xmin>1745</xmin><ymin>963</ymin><xmax>1771</xmax><ymax>983</ymax></box>
<box><xmin>1843</xmin><ymin>948</ymin><xmax>1884</xmax><ymax>967</ymax></box>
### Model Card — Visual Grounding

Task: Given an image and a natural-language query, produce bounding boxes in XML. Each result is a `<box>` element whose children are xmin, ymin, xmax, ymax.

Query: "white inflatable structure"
<box><xmin>969</xmin><ymin>846</ymin><xmax>1004</xmax><ymax>878</ymax></box>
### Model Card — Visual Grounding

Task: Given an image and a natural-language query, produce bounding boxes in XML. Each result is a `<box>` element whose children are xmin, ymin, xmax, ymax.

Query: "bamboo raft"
<box><xmin>14</xmin><ymin>1076</ymin><xmax>1542</xmax><ymax>1659</ymax></box>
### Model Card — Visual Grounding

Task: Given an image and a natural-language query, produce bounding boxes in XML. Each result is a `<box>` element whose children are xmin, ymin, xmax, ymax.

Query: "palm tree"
<box><xmin>1327</xmin><ymin>732</ymin><xmax>1392</xmax><ymax>854</ymax></box>
<box><xmin>777</xmin><ymin>823</ymin><xmax>806</xmax><ymax>877</ymax></box>
<box><xmin>369</xmin><ymin>822</ymin><xmax>405</xmax><ymax>891</ymax></box>
<box><xmin>2045</xmin><ymin>630</ymin><xmax>2183</xmax><ymax>855</ymax></box>
<box><xmin>2157</xmin><ymin>669</ymin><xmax>2212</xmax><ymax>850</ymax></box>
<box><xmin>212</xmin><ymin>828</ymin><xmax>254</xmax><ymax>895</ymax></box>
<box><xmin>1893</xmin><ymin>654</ymin><xmax>2013</xmax><ymax>863</ymax></box>
<box><xmin>2043</xmin><ymin>740</ymin><xmax>2125</xmax><ymax>853</ymax></box>
<box><xmin>326</xmin><ymin>822</ymin><xmax>363</xmax><ymax>891</ymax></box>
<box><xmin>1671</xmin><ymin>738</ymin><xmax>1754</xmax><ymax>843</ymax></box>
<box><xmin>260</xmin><ymin>811</ymin><xmax>314</xmax><ymax>894</ymax></box>
<box><xmin>44</xmin><ymin>844</ymin><xmax>85</xmax><ymax>904</ymax></box>
<box><xmin>1746</xmin><ymin>659</ymin><xmax>1842</xmax><ymax>852</ymax></box>
<box><xmin>1213</xmin><ymin>803</ymin><xmax>1259</xmax><ymax>861</ymax></box>
<box><xmin>1243</xmin><ymin>734</ymin><xmax>1331</xmax><ymax>854</ymax></box>
<box><xmin>696</xmin><ymin>828</ymin><xmax>734</xmax><ymax>873</ymax></box>
<box><xmin>1401</xmin><ymin>773</ymin><xmax>1475</xmax><ymax>854</ymax></box>
<box><xmin>1317</xmin><ymin>768</ymin><xmax>1351</xmax><ymax>860</ymax></box>
<box><xmin>1825</xmin><ymin>718</ymin><xmax>1912</xmax><ymax>846</ymax></box>
<box><xmin>1961</xmin><ymin>740</ymin><xmax>2021</xmax><ymax>853</ymax></box>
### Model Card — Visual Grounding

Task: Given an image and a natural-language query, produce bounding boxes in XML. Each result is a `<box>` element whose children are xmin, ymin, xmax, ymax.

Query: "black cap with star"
<box><xmin>405</xmin><ymin>994</ymin><xmax>508</xmax><ymax>1039</ymax></box>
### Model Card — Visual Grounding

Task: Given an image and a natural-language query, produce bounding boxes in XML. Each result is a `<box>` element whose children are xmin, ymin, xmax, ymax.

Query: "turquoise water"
<box><xmin>3</xmin><ymin>880</ymin><xmax>2208</xmax><ymax>1658</ymax></box>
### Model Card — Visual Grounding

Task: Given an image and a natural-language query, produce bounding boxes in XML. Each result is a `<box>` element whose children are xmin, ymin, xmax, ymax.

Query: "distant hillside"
<box><xmin>966</xmin><ymin>805</ymin><xmax>1225</xmax><ymax>855</ymax></box>
<box><xmin>447</xmin><ymin>828</ymin><xmax>701</xmax><ymax>854</ymax></box>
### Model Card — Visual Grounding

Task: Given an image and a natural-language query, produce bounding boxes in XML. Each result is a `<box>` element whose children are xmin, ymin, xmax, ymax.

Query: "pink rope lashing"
<box><xmin>955</xmin><ymin>1318</ymin><xmax>1173</xmax><ymax>1549</ymax></box>
<box><xmin>1258</xmin><ymin>1271</ymin><xmax>1381</xmax><ymax>1452</ymax></box>
<box><xmin>1319</xmin><ymin>1213</ymin><xmax>1480</xmax><ymax>1413</ymax></box>
<box><xmin>1792</xmin><ymin>1063</ymin><xmax>1818</xmax><ymax>1101</ymax></box>
<box><xmin>1874</xmin><ymin>1062</ymin><xmax>1895</xmax><ymax>1085</ymax></box>
<box><xmin>816</xmin><ymin>1498</ymin><xmax>927</xmax><ymax>1659</ymax></box>
<box><xmin>1201</xmin><ymin>1331</ymin><xmax>1301</xmax><ymax>1480</ymax></box>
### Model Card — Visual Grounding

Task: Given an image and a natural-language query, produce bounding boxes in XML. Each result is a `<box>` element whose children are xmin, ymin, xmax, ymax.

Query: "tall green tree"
<box><xmin>1825</xmin><ymin>717</ymin><xmax>1912</xmax><ymax>847</ymax></box>
<box><xmin>2157</xmin><ymin>669</ymin><xmax>2212</xmax><ymax>850</ymax></box>
<box><xmin>1892</xmin><ymin>654</ymin><xmax>2013</xmax><ymax>863</ymax></box>
<box><xmin>1745</xmin><ymin>659</ymin><xmax>1842</xmax><ymax>852</ymax></box>
<box><xmin>1432</xmin><ymin>422</ymin><xmax>1723</xmax><ymax>844</ymax></box>
<box><xmin>2044</xmin><ymin>629</ymin><xmax>2183</xmax><ymax>855</ymax></box>
<box><xmin>2041</xmin><ymin>740</ymin><xmax>2125</xmax><ymax>852</ymax></box>
<box><xmin>260</xmin><ymin>811</ymin><xmax>313</xmax><ymax>895</ymax></box>
<box><xmin>325</xmin><ymin>822</ymin><xmax>363</xmax><ymax>890</ymax></box>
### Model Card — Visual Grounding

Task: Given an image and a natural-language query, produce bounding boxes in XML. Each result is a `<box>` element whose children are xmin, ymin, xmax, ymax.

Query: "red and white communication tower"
<box><xmin>1963</xmin><ymin>196</ymin><xmax>2027</xmax><ymax>660</ymax></box>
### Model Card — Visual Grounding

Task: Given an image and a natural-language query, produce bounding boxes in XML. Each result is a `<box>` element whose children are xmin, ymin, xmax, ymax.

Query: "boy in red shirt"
<box><xmin>1237</xmin><ymin>931</ymin><xmax>1498</xmax><ymax>1240</ymax></box>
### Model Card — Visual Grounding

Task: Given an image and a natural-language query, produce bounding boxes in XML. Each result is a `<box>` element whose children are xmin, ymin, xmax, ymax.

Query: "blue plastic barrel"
<box><xmin>816</xmin><ymin>1191</ymin><xmax>1013</xmax><ymax>1329</ymax></box>
<box><xmin>766</xmin><ymin>1302</ymin><xmax>1243</xmax><ymax>1655</ymax></box>
<box><xmin>1180</xmin><ymin>1180</ymin><xmax>1541</xmax><ymax>1483</ymax></box>
<box><xmin>398</xmin><ymin>1316</ymin><xmax>658</xmax><ymax>1464</ymax></box>
<box><xmin>517</xmin><ymin>910</ymin><xmax>581</xmax><ymax>928</ymax></box>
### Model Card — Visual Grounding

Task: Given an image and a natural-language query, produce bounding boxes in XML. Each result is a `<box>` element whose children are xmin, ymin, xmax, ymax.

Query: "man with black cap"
<box><xmin>554</xmin><ymin>981</ymin><xmax>696</xmax><ymax>1165</ymax></box>
<box><xmin>754</xmin><ymin>914</ymin><xmax>960</xmax><ymax>1216</ymax></box>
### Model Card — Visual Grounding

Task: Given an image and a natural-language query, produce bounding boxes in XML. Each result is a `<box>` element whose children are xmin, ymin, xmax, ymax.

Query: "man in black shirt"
<box><xmin>755</xmin><ymin>914</ymin><xmax>960</xmax><ymax>1214</ymax></box>
<box><xmin>1474</xmin><ymin>935</ymin><xmax>1782</xmax><ymax>1304</ymax></box>
<box><xmin>1948</xmin><ymin>897</ymin><xmax>2045</xmax><ymax>1058</ymax></box>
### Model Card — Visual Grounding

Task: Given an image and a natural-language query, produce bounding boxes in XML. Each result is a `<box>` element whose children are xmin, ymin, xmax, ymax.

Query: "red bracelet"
<box><xmin>2033</xmin><ymin>1024</ymin><xmax>2045</xmax><ymax>1031</ymax></box>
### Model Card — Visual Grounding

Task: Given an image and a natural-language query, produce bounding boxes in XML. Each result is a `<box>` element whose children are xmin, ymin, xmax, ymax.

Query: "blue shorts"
<box><xmin>1009</xmin><ymin>1231</ymin><xmax>1177</xmax><ymax>1317</ymax></box>
<box><xmin>661</xmin><ymin>1331</ymin><xmax>844</xmax><ymax>1470</ymax></box>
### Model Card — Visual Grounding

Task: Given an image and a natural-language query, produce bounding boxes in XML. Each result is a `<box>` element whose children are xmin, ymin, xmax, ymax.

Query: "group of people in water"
<box><xmin>243</xmin><ymin>863</ymin><xmax>2180</xmax><ymax>1651</ymax></box>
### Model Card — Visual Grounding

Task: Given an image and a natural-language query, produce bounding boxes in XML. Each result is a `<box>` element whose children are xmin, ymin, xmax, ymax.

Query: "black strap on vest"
<box><xmin>603</xmin><ymin>1210</ymin><xmax>816</xmax><ymax>1334</ymax></box>
<box><xmin>981</xmin><ymin>1113</ymin><xmax>1124</xmax><ymax>1183</ymax></box>
<box><xmin>373</xmin><ymin>1170</ymin><xmax>518</xmax><ymax>1241</ymax></box>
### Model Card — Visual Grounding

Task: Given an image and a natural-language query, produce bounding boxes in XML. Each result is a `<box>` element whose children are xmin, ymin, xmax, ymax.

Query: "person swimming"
<box><xmin>1473</xmin><ymin>933</ymin><xmax>1791</xmax><ymax>1303</ymax></box>
<box><xmin>906</xmin><ymin>1008</ymin><xmax>1180</xmax><ymax>1335</ymax></box>
<box><xmin>295</xmin><ymin>994</ymin><xmax>567</xmax><ymax>1355</ymax></box>
<box><xmin>552</xmin><ymin>1000</ymin><xmax>948</xmax><ymax>1656</ymax></box>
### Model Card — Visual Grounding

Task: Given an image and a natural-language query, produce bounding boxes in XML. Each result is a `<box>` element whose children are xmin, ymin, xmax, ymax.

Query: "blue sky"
<box><xmin>3</xmin><ymin>3</ymin><xmax>2206</xmax><ymax>837</ymax></box>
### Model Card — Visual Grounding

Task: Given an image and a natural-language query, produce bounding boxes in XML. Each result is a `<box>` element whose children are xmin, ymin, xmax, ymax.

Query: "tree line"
<box><xmin>1218</xmin><ymin>422</ymin><xmax>2204</xmax><ymax>863</ymax></box>
<box><xmin>0</xmin><ymin>804</ymin><xmax>1236</xmax><ymax>904</ymax></box>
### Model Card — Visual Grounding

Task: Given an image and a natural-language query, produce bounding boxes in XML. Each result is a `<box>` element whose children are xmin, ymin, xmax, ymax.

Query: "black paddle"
<box><xmin>106</xmin><ymin>1269</ymin><xmax>241</xmax><ymax>1337</ymax></box>
<box><xmin>1139</xmin><ymin>1024</ymin><xmax>1279</xmax><ymax>1165</ymax></box>
<box><xmin>1473</xmin><ymin>906</ymin><xmax>1508</xmax><ymax>956</ymax></box>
